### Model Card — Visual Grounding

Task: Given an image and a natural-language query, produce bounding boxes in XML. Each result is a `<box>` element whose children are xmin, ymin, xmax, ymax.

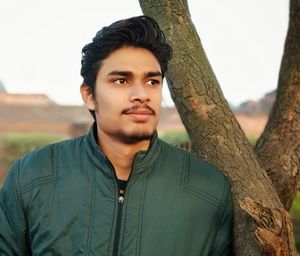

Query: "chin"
<box><xmin>118</xmin><ymin>128</ymin><xmax>156</xmax><ymax>144</ymax></box>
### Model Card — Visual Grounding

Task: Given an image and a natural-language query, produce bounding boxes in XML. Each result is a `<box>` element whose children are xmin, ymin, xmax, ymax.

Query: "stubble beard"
<box><xmin>115</xmin><ymin>127</ymin><xmax>156</xmax><ymax>144</ymax></box>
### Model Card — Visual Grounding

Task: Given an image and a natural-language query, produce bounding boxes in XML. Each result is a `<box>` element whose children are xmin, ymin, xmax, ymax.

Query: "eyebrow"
<box><xmin>107</xmin><ymin>70</ymin><xmax>162</xmax><ymax>78</ymax></box>
<box><xmin>107</xmin><ymin>71</ymin><xmax>132</xmax><ymax>77</ymax></box>
<box><xmin>145</xmin><ymin>71</ymin><xmax>162</xmax><ymax>78</ymax></box>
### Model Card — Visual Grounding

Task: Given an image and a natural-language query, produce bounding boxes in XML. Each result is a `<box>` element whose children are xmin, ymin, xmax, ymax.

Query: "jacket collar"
<box><xmin>84</xmin><ymin>122</ymin><xmax>161</xmax><ymax>178</ymax></box>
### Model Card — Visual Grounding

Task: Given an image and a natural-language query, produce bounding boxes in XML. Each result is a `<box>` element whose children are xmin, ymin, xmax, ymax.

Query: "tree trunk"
<box><xmin>139</xmin><ymin>0</ymin><xmax>297</xmax><ymax>255</ymax></box>
<box><xmin>255</xmin><ymin>0</ymin><xmax>300</xmax><ymax>210</ymax></box>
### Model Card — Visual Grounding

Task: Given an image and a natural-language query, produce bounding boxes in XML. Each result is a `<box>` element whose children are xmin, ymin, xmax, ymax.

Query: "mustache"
<box><xmin>121</xmin><ymin>105</ymin><xmax>156</xmax><ymax>115</ymax></box>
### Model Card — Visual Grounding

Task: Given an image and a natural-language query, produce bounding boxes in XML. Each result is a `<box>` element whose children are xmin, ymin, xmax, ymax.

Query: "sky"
<box><xmin>0</xmin><ymin>0</ymin><xmax>288</xmax><ymax>107</ymax></box>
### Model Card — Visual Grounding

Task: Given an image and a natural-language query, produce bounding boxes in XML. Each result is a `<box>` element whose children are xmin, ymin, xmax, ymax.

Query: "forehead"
<box><xmin>98</xmin><ymin>46</ymin><xmax>161</xmax><ymax>77</ymax></box>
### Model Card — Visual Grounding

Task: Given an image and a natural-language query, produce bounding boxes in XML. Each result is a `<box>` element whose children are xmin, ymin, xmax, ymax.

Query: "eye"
<box><xmin>146</xmin><ymin>79</ymin><xmax>160</xmax><ymax>86</ymax></box>
<box><xmin>114</xmin><ymin>78</ymin><xmax>128</xmax><ymax>85</ymax></box>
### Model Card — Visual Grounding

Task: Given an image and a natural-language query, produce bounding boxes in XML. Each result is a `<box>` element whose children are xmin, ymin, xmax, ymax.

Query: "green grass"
<box><xmin>247</xmin><ymin>135</ymin><xmax>258</xmax><ymax>146</ymax></box>
<box><xmin>160</xmin><ymin>130</ymin><xmax>189</xmax><ymax>145</ymax></box>
<box><xmin>161</xmin><ymin>131</ymin><xmax>258</xmax><ymax>147</ymax></box>
<box><xmin>1</xmin><ymin>132</ymin><xmax>64</xmax><ymax>144</ymax></box>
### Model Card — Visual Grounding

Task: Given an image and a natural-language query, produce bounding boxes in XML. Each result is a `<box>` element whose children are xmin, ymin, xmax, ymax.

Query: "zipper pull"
<box><xmin>117</xmin><ymin>182</ymin><xmax>126</xmax><ymax>204</ymax></box>
<box><xmin>118</xmin><ymin>195</ymin><xmax>124</xmax><ymax>204</ymax></box>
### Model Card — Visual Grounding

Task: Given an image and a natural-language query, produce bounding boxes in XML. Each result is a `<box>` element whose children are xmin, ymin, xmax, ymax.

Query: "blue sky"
<box><xmin>0</xmin><ymin>0</ymin><xmax>288</xmax><ymax>106</ymax></box>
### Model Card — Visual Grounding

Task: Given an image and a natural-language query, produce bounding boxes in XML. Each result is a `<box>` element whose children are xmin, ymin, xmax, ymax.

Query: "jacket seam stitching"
<box><xmin>16</xmin><ymin>160</ymin><xmax>28</xmax><ymax>230</ymax></box>
<box><xmin>19</xmin><ymin>145</ymin><xmax>56</xmax><ymax>194</ymax></box>
<box><xmin>185</xmin><ymin>184</ymin><xmax>220</xmax><ymax>205</ymax></box>
<box><xmin>186</xmin><ymin>159</ymin><xmax>220</xmax><ymax>203</ymax></box>
<box><xmin>16</xmin><ymin>160</ymin><xmax>26</xmax><ymax>213</ymax></box>
<box><xmin>85</xmin><ymin>165</ymin><xmax>96</xmax><ymax>255</ymax></box>
<box><xmin>16</xmin><ymin>160</ymin><xmax>33</xmax><ymax>254</ymax></box>
<box><xmin>136</xmin><ymin>173</ymin><xmax>147</xmax><ymax>256</ymax></box>
<box><xmin>20</xmin><ymin>177</ymin><xmax>55</xmax><ymax>195</ymax></box>
<box><xmin>181</xmin><ymin>152</ymin><xmax>220</xmax><ymax>208</ymax></box>
<box><xmin>134</xmin><ymin>143</ymin><xmax>161</xmax><ymax>173</ymax></box>
<box><xmin>182</xmin><ymin>187</ymin><xmax>219</xmax><ymax>208</ymax></box>
<box><xmin>208</xmin><ymin>177</ymin><xmax>227</xmax><ymax>254</ymax></box>
<box><xmin>108</xmin><ymin>179</ymin><xmax>118</xmax><ymax>255</ymax></box>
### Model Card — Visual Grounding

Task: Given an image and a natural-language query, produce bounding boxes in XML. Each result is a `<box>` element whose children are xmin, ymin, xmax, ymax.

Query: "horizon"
<box><xmin>0</xmin><ymin>85</ymin><xmax>276</xmax><ymax>108</ymax></box>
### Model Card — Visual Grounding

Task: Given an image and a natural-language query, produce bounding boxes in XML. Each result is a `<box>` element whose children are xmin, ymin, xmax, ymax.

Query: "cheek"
<box><xmin>152</xmin><ymin>90</ymin><xmax>162</xmax><ymax>107</ymax></box>
<box><xmin>95</xmin><ymin>94</ymin><xmax>123</xmax><ymax>120</ymax></box>
<box><xmin>95</xmin><ymin>88</ymin><xmax>113</xmax><ymax>110</ymax></box>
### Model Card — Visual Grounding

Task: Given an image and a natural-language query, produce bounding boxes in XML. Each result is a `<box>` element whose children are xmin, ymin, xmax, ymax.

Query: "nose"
<box><xmin>129</xmin><ymin>84</ymin><xmax>150</xmax><ymax>103</ymax></box>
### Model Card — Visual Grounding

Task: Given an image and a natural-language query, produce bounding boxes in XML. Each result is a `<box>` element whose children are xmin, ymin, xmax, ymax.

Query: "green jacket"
<box><xmin>0</xmin><ymin>125</ymin><xmax>233</xmax><ymax>256</ymax></box>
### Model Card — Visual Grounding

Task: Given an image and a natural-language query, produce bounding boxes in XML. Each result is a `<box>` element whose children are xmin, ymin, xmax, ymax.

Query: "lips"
<box><xmin>124</xmin><ymin>109</ymin><xmax>153</xmax><ymax>115</ymax></box>
<box><xmin>122</xmin><ymin>106</ymin><xmax>155</xmax><ymax>122</ymax></box>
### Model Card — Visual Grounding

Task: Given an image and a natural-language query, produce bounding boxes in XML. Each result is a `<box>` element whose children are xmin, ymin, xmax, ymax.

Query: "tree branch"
<box><xmin>255</xmin><ymin>0</ymin><xmax>300</xmax><ymax>210</ymax></box>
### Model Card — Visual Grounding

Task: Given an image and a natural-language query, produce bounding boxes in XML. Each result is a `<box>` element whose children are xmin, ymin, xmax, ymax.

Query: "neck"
<box><xmin>97</xmin><ymin>129</ymin><xmax>151</xmax><ymax>180</ymax></box>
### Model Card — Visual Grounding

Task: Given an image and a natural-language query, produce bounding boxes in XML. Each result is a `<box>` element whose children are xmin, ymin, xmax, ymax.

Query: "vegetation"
<box><xmin>247</xmin><ymin>135</ymin><xmax>258</xmax><ymax>147</ymax></box>
<box><xmin>160</xmin><ymin>130</ymin><xmax>189</xmax><ymax>144</ymax></box>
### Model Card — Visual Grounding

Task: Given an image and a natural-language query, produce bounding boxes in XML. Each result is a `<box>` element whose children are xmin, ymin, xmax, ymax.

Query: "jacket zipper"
<box><xmin>24</xmin><ymin>228</ymin><xmax>32</xmax><ymax>254</ymax></box>
<box><xmin>112</xmin><ymin>187</ymin><xmax>125</xmax><ymax>256</ymax></box>
<box><xmin>110</xmin><ymin>152</ymin><xmax>141</xmax><ymax>256</ymax></box>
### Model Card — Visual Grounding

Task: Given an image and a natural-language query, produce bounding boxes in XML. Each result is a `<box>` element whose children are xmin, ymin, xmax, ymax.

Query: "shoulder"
<box><xmin>158</xmin><ymin>139</ymin><xmax>231</xmax><ymax>206</ymax></box>
<box><xmin>157</xmin><ymin>138</ymin><xmax>189</xmax><ymax>160</ymax></box>
<box><xmin>188</xmin><ymin>153</ymin><xmax>229</xmax><ymax>189</ymax></box>
<box><xmin>186</xmin><ymin>152</ymin><xmax>232</xmax><ymax>210</ymax></box>
<box><xmin>158</xmin><ymin>138</ymin><xmax>226</xmax><ymax>181</ymax></box>
<box><xmin>11</xmin><ymin>135</ymin><xmax>86</xmax><ymax>191</ymax></box>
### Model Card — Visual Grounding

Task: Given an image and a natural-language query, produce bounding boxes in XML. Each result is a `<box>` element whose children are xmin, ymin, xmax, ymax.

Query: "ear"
<box><xmin>80</xmin><ymin>84</ymin><xmax>96</xmax><ymax>111</ymax></box>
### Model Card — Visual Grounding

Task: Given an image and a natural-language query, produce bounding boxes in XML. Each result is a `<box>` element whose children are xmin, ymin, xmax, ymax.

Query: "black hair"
<box><xmin>80</xmin><ymin>16</ymin><xmax>172</xmax><ymax>119</ymax></box>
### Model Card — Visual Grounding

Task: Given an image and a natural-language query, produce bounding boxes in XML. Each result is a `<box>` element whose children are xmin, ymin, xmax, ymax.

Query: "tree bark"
<box><xmin>139</xmin><ymin>0</ymin><xmax>297</xmax><ymax>255</ymax></box>
<box><xmin>255</xmin><ymin>0</ymin><xmax>300</xmax><ymax>210</ymax></box>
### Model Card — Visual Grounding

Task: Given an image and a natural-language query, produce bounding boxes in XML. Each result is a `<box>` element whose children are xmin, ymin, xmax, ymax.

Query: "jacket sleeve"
<box><xmin>209</xmin><ymin>178</ymin><xmax>234</xmax><ymax>256</ymax></box>
<box><xmin>0</xmin><ymin>160</ymin><xmax>30</xmax><ymax>255</ymax></box>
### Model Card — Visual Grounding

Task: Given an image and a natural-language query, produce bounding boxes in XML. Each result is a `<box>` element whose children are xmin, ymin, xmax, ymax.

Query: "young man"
<box><xmin>0</xmin><ymin>16</ymin><xmax>233</xmax><ymax>255</ymax></box>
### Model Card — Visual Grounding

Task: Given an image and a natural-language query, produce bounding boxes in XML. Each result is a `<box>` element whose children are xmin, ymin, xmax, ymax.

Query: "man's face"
<box><xmin>84</xmin><ymin>46</ymin><xmax>163</xmax><ymax>143</ymax></box>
